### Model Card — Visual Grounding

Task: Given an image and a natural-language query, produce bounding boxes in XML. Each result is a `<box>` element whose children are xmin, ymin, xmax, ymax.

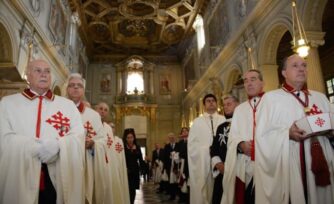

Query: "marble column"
<box><xmin>116</xmin><ymin>70</ymin><xmax>122</xmax><ymax>94</ymax></box>
<box><xmin>305</xmin><ymin>32</ymin><xmax>325</xmax><ymax>93</ymax></box>
<box><xmin>260</xmin><ymin>64</ymin><xmax>279</xmax><ymax>91</ymax></box>
<box><xmin>122</xmin><ymin>71</ymin><xmax>127</xmax><ymax>94</ymax></box>
<box><xmin>149</xmin><ymin>106</ymin><xmax>157</xmax><ymax>157</ymax></box>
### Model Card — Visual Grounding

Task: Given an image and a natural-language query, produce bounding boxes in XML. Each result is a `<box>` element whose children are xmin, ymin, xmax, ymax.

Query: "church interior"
<box><xmin>0</xmin><ymin>0</ymin><xmax>333</xmax><ymax>155</ymax></box>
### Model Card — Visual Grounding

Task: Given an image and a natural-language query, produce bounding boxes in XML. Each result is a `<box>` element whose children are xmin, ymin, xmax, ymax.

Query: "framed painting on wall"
<box><xmin>99</xmin><ymin>71</ymin><xmax>112</xmax><ymax>94</ymax></box>
<box><xmin>49</xmin><ymin>0</ymin><xmax>67</xmax><ymax>51</ymax></box>
<box><xmin>159</xmin><ymin>74</ymin><xmax>171</xmax><ymax>95</ymax></box>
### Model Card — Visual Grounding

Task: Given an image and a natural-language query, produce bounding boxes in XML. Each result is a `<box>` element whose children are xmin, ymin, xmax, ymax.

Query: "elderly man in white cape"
<box><xmin>221</xmin><ymin>69</ymin><xmax>265</xmax><ymax>204</ymax></box>
<box><xmin>95</xmin><ymin>102</ymin><xmax>130</xmax><ymax>204</ymax></box>
<box><xmin>66</xmin><ymin>73</ymin><xmax>109</xmax><ymax>204</ymax></box>
<box><xmin>188</xmin><ymin>93</ymin><xmax>226</xmax><ymax>204</ymax></box>
<box><xmin>0</xmin><ymin>59</ymin><xmax>85</xmax><ymax>204</ymax></box>
<box><xmin>255</xmin><ymin>54</ymin><xmax>334</xmax><ymax>204</ymax></box>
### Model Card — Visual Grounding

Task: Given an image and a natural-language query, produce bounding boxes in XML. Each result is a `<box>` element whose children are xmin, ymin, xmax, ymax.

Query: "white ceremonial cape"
<box><xmin>255</xmin><ymin>89</ymin><xmax>334</xmax><ymax>204</ymax></box>
<box><xmin>153</xmin><ymin>160</ymin><xmax>163</xmax><ymax>183</ymax></box>
<box><xmin>188</xmin><ymin>112</ymin><xmax>226</xmax><ymax>204</ymax></box>
<box><xmin>0</xmin><ymin>92</ymin><xmax>85</xmax><ymax>204</ymax></box>
<box><xmin>103</xmin><ymin>123</ymin><xmax>130</xmax><ymax>204</ymax></box>
<box><xmin>221</xmin><ymin>98</ymin><xmax>264</xmax><ymax>204</ymax></box>
<box><xmin>170</xmin><ymin>151</ymin><xmax>180</xmax><ymax>184</ymax></box>
<box><xmin>80</xmin><ymin>105</ymin><xmax>108</xmax><ymax>204</ymax></box>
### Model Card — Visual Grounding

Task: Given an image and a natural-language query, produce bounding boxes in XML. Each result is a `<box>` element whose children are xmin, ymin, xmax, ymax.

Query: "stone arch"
<box><xmin>0</xmin><ymin>22</ymin><xmax>13</xmax><ymax>63</ymax></box>
<box><xmin>258</xmin><ymin>17</ymin><xmax>291</xmax><ymax>65</ymax></box>
<box><xmin>223</xmin><ymin>64</ymin><xmax>242</xmax><ymax>94</ymax></box>
<box><xmin>257</xmin><ymin>16</ymin><xmax>292</xmax><ymax>90</ymax></box>
<box><xmin>0</xmin><ymin>17</ymin><xmax>18</xmax><ymax>66</ymax></box>
<box><xmin>302</xmin><ymin>0</ymin><xmax>328</xmax><ymax>31</ymax></box>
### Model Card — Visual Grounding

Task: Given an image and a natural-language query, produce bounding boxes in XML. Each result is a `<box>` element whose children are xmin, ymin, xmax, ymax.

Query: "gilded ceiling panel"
<box><xmin>68</xmin><ymin>0</ymin><xmax>208</xmax><ymax>59</ymax></box>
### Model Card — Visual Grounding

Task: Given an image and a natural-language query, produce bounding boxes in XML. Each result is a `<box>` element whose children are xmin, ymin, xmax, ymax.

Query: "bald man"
<box><xmin>95</xmin><ymin>102</ymin><xmax>130</xmax><ymax>204</ymax></box>
<box><xmin>0</xmin><ymin>59</ymin><xmax>85</xmax><ymax>204</ymax></box>
<box><xmin>256</xmin><ymin>54</ymin><xmax>334</xmax><ymax>204</ymax></box>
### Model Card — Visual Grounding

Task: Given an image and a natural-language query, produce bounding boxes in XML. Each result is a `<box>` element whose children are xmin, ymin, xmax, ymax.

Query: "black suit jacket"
<box><xmin>177</xmin><ymin>139</ymin><xmax>189</xmax><ymax>178</ymax></box>
<box><xmin>210</xmin><ymin>120</ymin><xmax>232</xmax><ymax>163</ymax></box>
<box><xmin>163</xmin><ymin>143</ymin><xmax>178</xmax><ymax>173</ymax></box>
<box><xmin>152</xmin><ymin>148</ymin><xmax>164</xmax><ymax>166</ymax></box>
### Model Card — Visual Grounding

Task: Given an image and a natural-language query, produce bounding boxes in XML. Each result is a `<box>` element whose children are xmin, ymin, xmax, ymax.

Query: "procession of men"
<box><xmin>0</xmin><ymin>59</ymin><xmax>130</xmax><ymax>204</ymax></box>
<box><xmin>1</xmin><ymin>54</ymin><xmax>334</xmax><ymax>204</ymax></box>
<box><xmin>186</xmin><ymin>54</ymin><xmax>334</xmax><ymax>204</ymax></box>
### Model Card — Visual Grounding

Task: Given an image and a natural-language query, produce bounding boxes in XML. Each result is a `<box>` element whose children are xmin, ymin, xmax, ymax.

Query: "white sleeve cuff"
<box><xmin>211</xmin><ymin>156</ymin><xmax>222</xmax><ymax>168</ymax></box>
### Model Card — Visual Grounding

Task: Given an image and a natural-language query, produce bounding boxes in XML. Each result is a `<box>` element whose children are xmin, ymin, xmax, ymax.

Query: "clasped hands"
<box><xmin>289</xmin><ymin>123</ymin><xmax>306</xmax><ymax>141</ymax></box>
<box><xmin>85</xmin><ymin>137</ymin><xmax>95</xmax><ymax>149</ymax></box>
<box><xmin>32</xmin><ymin>137</ymin><xmax>60</xmax><ymax>164</ymax></box>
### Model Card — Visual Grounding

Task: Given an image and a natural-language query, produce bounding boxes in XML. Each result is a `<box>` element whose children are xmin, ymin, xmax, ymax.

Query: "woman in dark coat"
<box><xmin>123</xmin><ymin>128</ymin><xmax>144</xmax><ymax>204</ymax></box>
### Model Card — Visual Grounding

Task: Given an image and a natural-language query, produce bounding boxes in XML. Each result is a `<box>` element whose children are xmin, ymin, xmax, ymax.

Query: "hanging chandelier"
<box><xmin>291</xmin><ymin>0</ymin><xmax>310</xmax><ymax>58</ymax></box>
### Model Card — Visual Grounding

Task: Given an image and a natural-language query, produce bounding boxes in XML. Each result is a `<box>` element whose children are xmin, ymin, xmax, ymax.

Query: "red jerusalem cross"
<box><xmin>115</xmin><ymin>142</ymin><xmax>123</xmax><ymax>153</ymax></box>
<box><xmin>315</xmin><ymin>117</ymin><xmax>325</xmax><ymax>127</ymax></box>
<box><xmin>309</xmin><ymin>104</ymin><xmax>322</xmax><ymax>115</ymax></box>
<box><xmin>46</xmin><ymin>111</ymin><xmax>70</xmax><ymax>137</ymax></box>
<box><xmin>84</xmin><ymin>121</ymin><xmax>96</xmax><ymax>139</ymax></box>
<box><xmin>107</xmin><ymin>134</ymin><xmax>113</xmax><ymax>148</ymax></box>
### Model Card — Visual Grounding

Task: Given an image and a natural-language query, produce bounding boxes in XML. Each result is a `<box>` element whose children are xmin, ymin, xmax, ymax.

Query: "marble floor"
<box><xmin>134</xmin><ymin>180</ymin><xmax>180</xmax><ymax>204</ymax></box>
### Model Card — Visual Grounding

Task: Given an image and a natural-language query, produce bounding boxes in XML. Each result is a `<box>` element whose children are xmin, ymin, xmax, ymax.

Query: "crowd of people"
<box><xmin>150</xmin><ymin>129</ymin><xmax>190</xmax><ymax>203</ymax></box>
<box><xmin>0</xmin><ymin>54</ymin><xmax>334</xmax><ymax>204</ymax></box>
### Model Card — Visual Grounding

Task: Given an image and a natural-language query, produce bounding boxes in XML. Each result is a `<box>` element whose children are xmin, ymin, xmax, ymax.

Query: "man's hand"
<box><xmin>289</xmin><ymin>123</ymin><xmax>306</xmax><ymax>141</ymax></box>
<box><xmin>85</xmin><ymin>138</ymin><xmax>95</xmax><ymax>149</ymax></box>
<box><xmin>215</xmin><ymin>162</ymin><xmax>224</xmax><ymax>174</ymax></box>
<box><xmin>238</xmin><ymin>141</ymin><xmax>252</xmax><ymax>156</ymax></box>
<box><xmin>38</xmin><ymin>138</ymin><xmax>59</xmax><ymax>163</ymax></box>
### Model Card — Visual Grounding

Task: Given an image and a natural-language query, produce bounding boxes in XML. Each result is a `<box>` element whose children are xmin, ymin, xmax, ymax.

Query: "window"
<box><xmin>127</xmin><ymin>71</ymin><xmax>144</xmax><ymax>94</ymax></box>
<box><xmin>193</xmin><ymin>15</ymin><xmax>205</xmax><ymax>55</ymax></box>
<box><xmin>326</xmin><ymin>77</ymin><xmax>334</xmax><ymax>103</ymax></box>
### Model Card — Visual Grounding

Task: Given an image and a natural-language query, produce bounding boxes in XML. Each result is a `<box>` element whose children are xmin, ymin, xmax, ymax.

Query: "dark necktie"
<box><xmin>210</xmin><ymin>115</ymin><xmax>214</xmax><ymax>137</ymax></box>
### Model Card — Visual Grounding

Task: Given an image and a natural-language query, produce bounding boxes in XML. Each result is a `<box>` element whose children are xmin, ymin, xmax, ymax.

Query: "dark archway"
<box><xmin>319</xmin><ymin>0</ymin><xmax>334</xmax><ymax>102</ymax></box>
<box><xmin>276</xmin><ymin>31</ymin><xmax>294</xmax><ymax>85</ymax></box>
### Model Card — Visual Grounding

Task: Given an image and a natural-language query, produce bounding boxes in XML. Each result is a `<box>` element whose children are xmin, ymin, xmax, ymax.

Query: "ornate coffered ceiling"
<box><xmin>68</xmin><ymin>0</ymin><xmax>208</xmax><ymax>60</ymax></box>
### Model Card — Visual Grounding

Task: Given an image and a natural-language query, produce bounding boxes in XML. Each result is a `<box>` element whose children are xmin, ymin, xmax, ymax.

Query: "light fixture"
<box><xmin>291</xmin><ymin>0</ymin><xmax>310</xmax><ymax>58</ymax></box>
<box><xmin>247</xmin><ymin>47</ymin><xmax>256</xmax><ymax>70</ymax></box>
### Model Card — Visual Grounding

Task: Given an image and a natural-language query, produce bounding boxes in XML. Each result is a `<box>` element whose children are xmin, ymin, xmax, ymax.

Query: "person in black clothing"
<box><xmin>210</xmin><ymin>95</ymin><xmax>239</xmax><ymax>204</ymax></box>
<box><xmin>123</xmin><ymin>128</ymin><xmax>144</xmax><ymax>204</ymax></box>
<box><xmin>152</xmin><ymin>143</ymin><xmax>165</xmax><ymax>192</ymax></box>
<box><xmin>163</xmin><ymin>132</ymin><xmax>178</xmax><ymax>200</ymax></box>
<box><xmin>177</xmin><ymin>127</ymin><xmax>190</xmax><ymax>204</ymax></box>
<box><xmin>141</xmin><ymin>156</ymin><xmax>150</xmax><ymax>182</ymax></box>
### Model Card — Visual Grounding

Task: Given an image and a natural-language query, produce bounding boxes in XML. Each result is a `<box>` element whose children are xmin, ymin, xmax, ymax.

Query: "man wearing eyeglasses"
<box><xmin>0</xmin><ymin>59</ymin><xmax>85</xmax><ymax>204</ymax></box>
<box><xmin>66</xmin><ymin>73</ymin><xmax>110</xmax><ymax>204</ymax></box>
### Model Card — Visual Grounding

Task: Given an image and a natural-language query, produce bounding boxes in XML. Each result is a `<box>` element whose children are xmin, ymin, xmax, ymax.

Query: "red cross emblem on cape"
<box><xmin>46</xmin><ymin>111</ymin><xmax>70</xmax><ymax>137</ymax></box>
<box><xmin>107</xmin><ymin>133</ymin><xmax>113</xmax><ymax>149</ymax></box>
<box><xmin>308</xmin><ymin>104</ymin><xmax>322</xmax><ymax>115</ymax></box>
<box><xmin>84</xmin><ymin>121</ymin><xmax>97</xmax><ymax>139</ymax></box>
<box><xmin>314</xmin><ymin>117</ymin><xmax>326</xmax><ymax>127</ymax></box>
<box><xmin>115</xmin><ymin>142</ymin><xmax>123</xmax><ymax>153</ymax></box>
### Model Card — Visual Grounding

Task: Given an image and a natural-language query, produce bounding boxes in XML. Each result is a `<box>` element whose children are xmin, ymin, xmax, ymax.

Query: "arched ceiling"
<box><xmin>68</xmin><ymin>0</ymin><xmax>209</xmax><ymax>61</ymax></box>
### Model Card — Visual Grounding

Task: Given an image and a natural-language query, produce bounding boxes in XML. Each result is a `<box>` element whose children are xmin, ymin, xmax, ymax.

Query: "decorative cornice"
<box><xmin>306</xmin><ymin>31</ymin><xmax>326</xmax><ymax>48</ymax></box>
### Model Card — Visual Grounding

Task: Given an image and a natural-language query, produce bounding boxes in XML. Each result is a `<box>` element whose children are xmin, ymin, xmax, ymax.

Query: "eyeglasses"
<box><xmin>68</xmin><ymin>83</ymin><xmax>84</xmax><ymax>88</ymax></box>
